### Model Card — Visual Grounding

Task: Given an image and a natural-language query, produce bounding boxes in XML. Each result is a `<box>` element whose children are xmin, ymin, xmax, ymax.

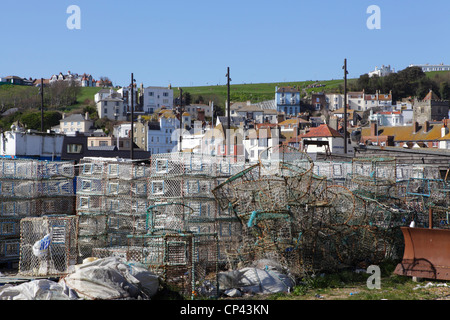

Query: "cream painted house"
<box><xmin>60</xmin><ymin>113</ymin><xmax>94</xmax><ymax>133</ymax></box>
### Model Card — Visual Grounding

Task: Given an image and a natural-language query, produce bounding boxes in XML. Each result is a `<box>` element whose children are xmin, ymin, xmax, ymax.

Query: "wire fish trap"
<box><xmin>18</xmin><ymin>215</ymin><xmax>78</xmax><ymax>277</ymax></box>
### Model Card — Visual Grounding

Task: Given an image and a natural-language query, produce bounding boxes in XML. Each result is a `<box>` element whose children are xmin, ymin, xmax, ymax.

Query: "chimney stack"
<box><xmin>370</xmin><ymin>121</ymin><xmax>378</xmax><ymax>136</ymax></box>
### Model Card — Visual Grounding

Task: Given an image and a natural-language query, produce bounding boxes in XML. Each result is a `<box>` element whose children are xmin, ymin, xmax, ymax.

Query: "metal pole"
<box><xmin>343</xmin><ymin>59</ymin><xmax>348</xmax><ymax>154</ymax></box>
<box><xmin>40</xmin><ymin>78</ymin><xmax>44</xmax><ymax>132</ymax></box>
<box><xmin>130</xmin><ymin>73</ymin><xmax>134</xmax><ymax>160</ymax></box>
<box><xmin>429</xmin><ymin>207</ymin><xmax>433</xmax><ymax>229</ymax></box>
<box><xmin>226</xmin><ymin>67</ymin><xmax>231</xmax><ymax>156</ymax></box>
<box><xmin>179</xmin><ymin>88</ymin><xmax>183</xmax><ymax>152</ymax></box>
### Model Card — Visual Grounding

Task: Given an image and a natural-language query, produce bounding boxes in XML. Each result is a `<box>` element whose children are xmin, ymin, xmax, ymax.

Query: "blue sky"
<box><xmin>1</xmin><ymin>0</ymin><xmax>449</xmax><ymax>87</ymax></box>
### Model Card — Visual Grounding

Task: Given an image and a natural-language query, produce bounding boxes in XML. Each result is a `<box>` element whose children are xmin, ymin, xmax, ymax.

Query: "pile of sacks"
<box><xmin>217</xmin><ymin>259</ymin><xmax>295</xmax><ymax>297</ymax></box>
<box><xmin>0</xmin><ymin>257</ymin><xmax>160</xmax><ymax>300</ymax></box>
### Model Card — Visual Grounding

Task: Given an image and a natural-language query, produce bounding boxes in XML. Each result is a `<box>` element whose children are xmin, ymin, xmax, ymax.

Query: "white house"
<box><xmin>439</xmin><ymin>121</ymin><xmax>450</xmax><ymax>149</ymax></box>
<box><xmin>326</xmin><ymin>91</ymin><xmax>392</xmax><ymax>112</ymax></box>
<box><xmin>368</xmin><ymin>110</ymin><xmax>404</xmax><ymax>127</ymax></box>
<box><xmin>409</xmin><ymin>63</ymin><xmax>450</xmax><ymax>72</ymax></box>
<box><xmin>363</xmin><ymin>91</ymin><xmax>393</xmax><ymax>111</ymax></box>
<box><xmin>96</xmin><ymin>95</ymin><xmax>126</xmax><ymax>121</ymax></box>
<box><xmin>180</xmin><ymin>123</ymin><xmax>209</xmax><ymax>153</ymax></box>
<box><xmin>325</xmin><ymin>94</ymin><xmax>344</xmax><ymax>111</ymax></box>
<box><xmin>368</xmin><ymin>65</ymin><xmax>394</xmax><ymax>78</ymax></box>
<box><xmin>134</xmin><ymin>111</ymin><xmax>180</xmax><ymax>155</ymax></box>
<box><xmin>141</xmin><ymin>86</ymin><xmax>174</xmax><ymax>114</ymax></box>
<box><xmin>0</xmin><ymin>125</ymin><xmax>64</xmax><ymax>160</ymax></box>
<box><xmin>147</xmin><ymin>116</ymin><xmax>179</xmax><ymax>154</ymax></box>
<box><xmin>301</xmin><ymin>124</ymin><xmax>353</xmax><ymax>155</ymax></box>
<box><xmin>242</xmin><ymin>127</ymin><xmax>282</xmax><ymax>163</ymax></box>
<box><xmin>60</xmin><ymin>113</ymin><xmax>94</xmax><ymax>134</ymax></box>
<box><xmin>232</xmin><ymin>104</ymin><xmax>278</xmax><ymax>124</ymax></box>
<box><xmin>95</xmin><ymin>89</ymin><xmax>117</xmax><ymax>103</ymax></box>
<box><xmin>113</xmin><ymin>123</ymin><xmax>131</xmax><ymax>138</ymax></box>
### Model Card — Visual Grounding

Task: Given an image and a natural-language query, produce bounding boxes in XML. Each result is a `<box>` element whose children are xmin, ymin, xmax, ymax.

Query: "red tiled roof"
<box><xmin>302</xmin><ymin>124</ymin><xmax>343</xmax><ymax>138</ymax></box>
<box><xmin>423</xmin><ymin>90</ymin><xmax>441</xmax><ymax>101</ymax></box>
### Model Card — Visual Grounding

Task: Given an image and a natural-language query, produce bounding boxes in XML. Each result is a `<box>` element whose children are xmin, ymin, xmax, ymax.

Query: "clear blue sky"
<box><xmin>1</xmin><ymin>0</ymin><xmax>449</xmax><ymax>87</ymax></box>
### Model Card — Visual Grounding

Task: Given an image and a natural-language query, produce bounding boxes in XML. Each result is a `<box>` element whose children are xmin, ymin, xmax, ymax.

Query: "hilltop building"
<box><xmin>368</xmin><ymin>65</ymin><xmax>395</xmax><ymax>78</ymax></box>
<box><xmin>409</xmin><ymin>63</ymin><xmax>450</xmax><ymax>72</ymax></box>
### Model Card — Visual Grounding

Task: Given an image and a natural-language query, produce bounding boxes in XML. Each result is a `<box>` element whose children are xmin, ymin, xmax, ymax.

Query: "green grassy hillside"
<box><xmin>173</xmin><ymin>78</ymin><xmax>356</xmax><ymax>107</ymax></box>
<box><xmin>1</xmin><ymin>69</ymin><xmax>449</xmax><ymax>115</ymax></box>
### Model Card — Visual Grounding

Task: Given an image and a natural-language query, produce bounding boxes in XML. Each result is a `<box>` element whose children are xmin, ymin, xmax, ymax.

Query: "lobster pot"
<box><xmin>78</xmin><ymin>235</ymin><xmax>107</xmax><ymax>261</ymax></box>
<box><xmin>37</xmin><ymin>161</ymin><xmax>75</xmax><ymax>179</ymax></box>
<box><xmin>91</xmin><ymin>246</ymin><xmax>129</xmax><ymax>260</ymax></box>
<box><xmin>0</xmin><ymin>239</ymin><xmax>20</xmax><ymax>263</ymax></box>
<box><xmin>150</xmin><ymin>152</ymin><xmax>216</xmax><ymax>178</ymax></box>
<box><xmin>18</xmin><ymin>215</ymin><xmax>78</xmax><ymax>277</ymax></box>
<box><xmin>127</xmin><ymin>233</ymin><xmax>219</xmax><ymax>298</ymax></box>
<box><xmin>146</xmin><ymin>202</ymin><xmax>194</xmax><ymax>234</ymax></box>
<box><xmin>0</xmin><ymin>218</ymin><xmax>21</xmax><ymax>239</ymax></box>
<box><xmin>76</xmin><ymin>214</ymin><xmax>107</xmax><ymax>260</ymax></box>
<box><xmin>0</xmin><ymin>200</ymin><xmax>37</xmax><ymax>218</ymax></box>
<box><xmin>77</xmin><ymin>177</ymin><xmax>105</xmax><ymax>195</ymax></box>
<box><xmin>37</xmin><ymin>197</ymin><xmax>75</xmax><ymax>216</ymax></box>
<box><xmin>102</xmin><ymin>196</ymin><xmax>149</xmax><ymax>216</ymax></box>
<box><xmin>106</xmin><ymin>213</ymin><xmax>145</xmax><ymax>244</ymax></box>
<box><xmin>103</xmin><ymin>179</ymin><xmax>148</xmax><ymax>197</ymax></box>
<box><xmin>0</xmin><ymin>159</ymin><xmax>75</xmax><ymax>180</ymax></box>
<box><xmin>39</xmin><ymin>179</ymin><xmax>74</xmax><ymax>197</ymax></box>
<box><xmin>0</xmin><ymin>180</ymin><xmax>39</xmax><ymax>199</ymax></box>
<box><xmin>105</xmin><ymin>162</ymin><xmax>150</xmax><ymax>180</ymax></box>
<box><xmin>77</xmin><ymin>214</ymin><xmax>107</xmax><ymax>237</ymax></box>
<box><xmin>76</xmin><ymin>194</ymin><xmax>106</xmax><ymax>214</ymax></box>
<box><xmin>79</xmin><ymin>158</ymin><xmax>149</xmax><ymax>180</ymax></box>
<box><xmin>0</xmin><ymin>159</ymin><xmax>39</xmax><ymax>180</ymax></box>
<box><xmin>217</xmin><ymin>219</ymin><xmax>242</xmax><ymax>241</ymax></box>
<box><xmin>314</xmin><ymin>161</ymin><xmax>352</xmax><ymax>185</ymax></box>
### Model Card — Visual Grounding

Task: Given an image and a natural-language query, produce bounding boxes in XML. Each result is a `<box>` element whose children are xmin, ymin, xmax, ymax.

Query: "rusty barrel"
<box><xmin>394</xmin><ymin>227</ymin><xmax>450</xmax><ymax>281</ymax></box>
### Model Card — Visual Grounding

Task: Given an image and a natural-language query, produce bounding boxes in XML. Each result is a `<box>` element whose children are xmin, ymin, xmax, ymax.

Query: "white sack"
<box><xmin>218</xmin><ymin>266</ymin><xmax>294</xmax><ymax>295</ymax></box>
<box><xmin>59</xmin><ymin>257</ymin><xmax>159</xmax><ymax>300</ymax></box>
<box><xmin>0</xmin><ymin>279</ymin><xmax>74</xmax><ymax>300</ymax></box>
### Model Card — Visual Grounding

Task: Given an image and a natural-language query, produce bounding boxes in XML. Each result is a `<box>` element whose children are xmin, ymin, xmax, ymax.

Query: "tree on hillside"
<box><xmin>440</xmin><ymin>82</ymin><xmax>450</xmax><ymax>100</ymax></box>
<box><xmin>20</xmin><ymin>111</ymin><xmax>62</xmax><ymax>131</ymax></box>
<box><xmin>354</xmin><ymin>66</ymin><xmax>438</xmax><ymax>101</ymax></box>
<box><xmin>47</xmin><ymin>80</ymin><xmax>81</xmax><ymax>108</ymax></box>
<box><xmin>83</xmin><ymin>105</ymin><xmax>98</xmax><ymax>120</ymax></box>
<box><xmin>98</xmin><ymin>77</ymin><xmax>112</xmax><ymax>87</ymax></box>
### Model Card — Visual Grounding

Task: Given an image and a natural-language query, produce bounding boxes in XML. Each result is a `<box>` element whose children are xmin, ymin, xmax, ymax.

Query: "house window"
<box><xmin>163</xmin><ymin>92</ymin><xmax>169</xmax><ymax>97</ymax></box>
<box><xmin>104</xmin><ymin>108</ymin><xmax>108</xmax><ymax>114</ymax></box>
<box><xmin>148</xmin><ymin>92</ymin><xmax>154</xmax><ymax>96</ymax></box>
<box><xmin>67</xmin><ymin>144</ymin><xmax>82</xmax><ymax>154</ymax></box>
